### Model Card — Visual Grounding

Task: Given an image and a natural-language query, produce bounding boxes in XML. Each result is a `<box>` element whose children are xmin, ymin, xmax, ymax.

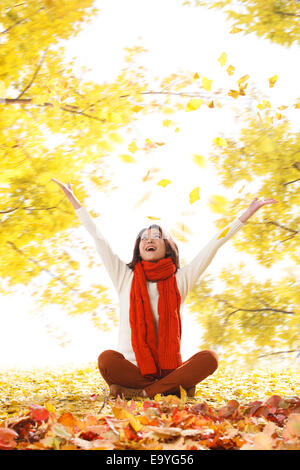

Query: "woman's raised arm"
<box><xmin>51</xmin><ymin>178</ymin><xmax>131</xmax><ymax>294</ymax></box>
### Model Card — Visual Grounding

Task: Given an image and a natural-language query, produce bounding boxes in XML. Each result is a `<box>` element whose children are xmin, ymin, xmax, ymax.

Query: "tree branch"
<box><xmin>16</xmin><ymin>47</ymin><xmax>49</xmax><ymax>100</ymax></box>
<box><xmin>274</xmin><ymin>10</ymin><xmax>300</xmax><ymax>18</ymax></box>
<box><xmin>0</xmin><ymin>6</ymin><xmax>45</xmax><ymax>35</ymax></box>
<box><xmin>6</xmin><ymin>240</ymin><xmax>79</xmax><ymax>294</ymax></box>
<box><xmin>283</xmin><ymin>178</ymin><xmax>300</xmax><ymax>186</ymax></box>
<box><xmin>1</xmin><ymin>98</ymin><xmax>106</xmax><ymax>122</ymax></box>
<box><xmin>258</xmin><ymin>349</ymin><xmax>300</xmax><ymax>358</ymax></box>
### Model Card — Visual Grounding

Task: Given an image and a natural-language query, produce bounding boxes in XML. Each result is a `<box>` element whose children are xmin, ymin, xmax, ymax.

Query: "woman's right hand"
<box><xmin>51</xmin><ymin>178</ymin><xmax>82</xmax><ymax>209</ymax></box>
<box><xmin>51</xmin><ymin>178</ymin><xmax>74</xmax><ymax>195</ymax></box>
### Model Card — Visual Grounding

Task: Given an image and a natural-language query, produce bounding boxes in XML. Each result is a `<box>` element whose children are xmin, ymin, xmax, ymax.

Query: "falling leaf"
<box><xmin>257</xmin><ymin>100</ymin><xmax>271</xmax><ymax>110</ymax></box>
<box><xmin>157</xmin><ymin>179</ymin><xmax>171</xmax><ymax>187</ymax></box>
<box><xmin>226</xmin><ymin>65</ymin><xmax>235</xmax><ymax>76</ymax></box>
<box><xmin>147</xmin><ymin>216</ymin><xmax>161</xmax><ymax>220</ymax></box>
<box><xmin>207</xmin><ymin>100</ymin><xmax>214</xmax><ymax>108</ymax></box>
<box><xmin>228</xmin><ymin>90</ymin><xmax>239</xmax><ymax>99</ymax></box>
<box><xmin>257</xmin><ymin>111</ymin><xmax>264</xmax><ymax>125</ymax></box>
<box><xmin>213</xmin><ymin>137</ymin><xmax>227</xmax><ymax>147</ymax></box>
<box><xmin>186</xmin><ymin>99</ymin><xmax>203</xmax><ymax>112</ymax></box>
<box><xmin>162</xmin><ymin>119</ymin><xmax>172</xmax><ymax>127</ymax></box>
<box><xmin>218</xmin><ymin>52</ymin><xmax>227</xmax><ymax>67</ymax></box>
<box><xmin>202</xmin><ymin>76</ymin><xmax>213</xmax><ymax>91</ymax></box>
<box><xmin>189</xmin><ymin>187</ymin><xmax>200</xmax><ymax>204</ymax></box>
<box><xmin>128</xmin><ymin>141</ymin><xmax>138</xmax><ymax>153</ymax></box>
<box><xmin>132</xmin><ymin>105</ymin><xmax>143</xmax><ymax>113</ymax></box>
<box><xmin>237</xmin><ymin>74</ymin><xmax>249</xmax><ymax>86</ymax></box>
<box><xmin>193</xmin><ymin>72</ymin><xmax>200</xmax><ymax>79</ymax></box>
<box><xmin>268</xmin><ymin>75</ymin><xmax>278</xmax><ymax>88</ymax></box>
<box><xmin>119</xmin><ymin>154</ymin><xmax>136</xmax><ymax>163</ymax></box>
<box><xmin>192</xmin><ymin>154</ymin><xmax>206</xmax><ymax>168</ymax></box>
<box><xmin>230</xmin><ymin>26</ymin><xmax>243</xmax><ymax>34</ymax></box>
<box><xmin>276</xmin><ymin>112</ymin><xmax>282</xmax><ymax>120</ymax></box>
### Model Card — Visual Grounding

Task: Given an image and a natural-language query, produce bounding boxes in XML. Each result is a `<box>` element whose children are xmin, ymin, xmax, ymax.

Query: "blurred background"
<box><xmin>0</xmin><ymin>0</ymin><xmax>299</xmax><ymax>370</ymax></box>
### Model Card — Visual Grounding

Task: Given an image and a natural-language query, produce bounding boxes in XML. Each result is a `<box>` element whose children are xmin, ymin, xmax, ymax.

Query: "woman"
<box><xmin>52</xmin><ymin>178</ymin><xmax>278</xmax><ymax>399</ymax></box>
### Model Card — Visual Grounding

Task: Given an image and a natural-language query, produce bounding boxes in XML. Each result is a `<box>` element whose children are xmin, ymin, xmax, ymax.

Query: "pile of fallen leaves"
<box><xmin>0</xmin><ymin>363</ymin><xmax>299</xmax><ymax>450</ymax></box>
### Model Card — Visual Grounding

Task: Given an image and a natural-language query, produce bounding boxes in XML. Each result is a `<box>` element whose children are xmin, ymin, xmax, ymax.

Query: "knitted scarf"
<box><xmin>129</xmin><ymin>257</ymin><xmax>182</xmax><ymax>377</ymax></box>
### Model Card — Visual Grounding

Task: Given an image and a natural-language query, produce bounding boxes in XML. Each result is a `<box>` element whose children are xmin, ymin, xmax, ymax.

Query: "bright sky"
<box><xmin>1</xmin><ymin>0</ymin><xmax>299</xmax><ymax>369</ymax></box>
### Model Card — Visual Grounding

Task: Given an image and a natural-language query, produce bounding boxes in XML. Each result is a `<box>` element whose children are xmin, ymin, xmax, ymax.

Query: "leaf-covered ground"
<box><xmin>0</xmin><ymin>363</ymin><xmax>299</xmax><ymax>450</ymax></box>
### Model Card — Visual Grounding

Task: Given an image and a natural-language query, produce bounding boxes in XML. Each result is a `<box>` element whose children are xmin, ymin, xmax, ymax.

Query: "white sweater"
<box><xmin>75</xmin><ymin>206</ymin><xmax>245</xmax><ymax>366</ymax></box>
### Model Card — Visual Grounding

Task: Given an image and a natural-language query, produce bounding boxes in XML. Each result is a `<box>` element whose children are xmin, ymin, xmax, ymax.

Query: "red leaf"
<box><xmin>0</xmin><ymin>427</ymin><xmax>18</xmax><ymax>450</ymax></box>
<box><xmin>265</xmin><ymin>395</ymin><xmax>282</xmax><ymax>409</ymax></box>
<box><xmin>29</xmin><ymin>405</ymin><xmax>50</xmax><ymax>423</ymax></box>
<box><xmin>218</xmin><ymin>400</ymin><xmax>240</xmax><ymax>418</ymax></box>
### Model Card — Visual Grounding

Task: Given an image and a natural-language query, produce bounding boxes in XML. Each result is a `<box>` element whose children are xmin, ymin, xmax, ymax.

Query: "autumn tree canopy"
<box><xmin>0</xmin><ymin>1</ymin><xmax>299</xmax><ymax>361</ymax></box>
<box><xmin>184</xmin><ymin>0</ymin><xmax>300</xmax><ymax>47</ymax></box>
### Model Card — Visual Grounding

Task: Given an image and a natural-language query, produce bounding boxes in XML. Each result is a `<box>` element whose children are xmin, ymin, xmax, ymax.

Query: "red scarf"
<box><xmin>129</xmin><ymin>257</ymin><xmax>182</xmax><ymax>377</ymax></box>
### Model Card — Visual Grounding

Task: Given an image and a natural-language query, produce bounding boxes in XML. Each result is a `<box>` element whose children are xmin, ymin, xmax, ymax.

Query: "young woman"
<box><xmin>52</xmin><ymin>178</ymin><xmax>278</xmax><ymax>399</ymax></box>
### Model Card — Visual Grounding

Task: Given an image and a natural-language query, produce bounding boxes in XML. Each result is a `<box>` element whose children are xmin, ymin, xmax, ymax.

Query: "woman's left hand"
<box><xmin>247</xmin><ymin>197</ymin><xmax>278</xmax><ymax>215</ymax></box>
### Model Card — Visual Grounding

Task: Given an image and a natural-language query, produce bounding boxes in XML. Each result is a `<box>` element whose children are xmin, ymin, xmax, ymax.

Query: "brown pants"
<box><xmin>98</xmin><ymin>349</ymin><xmax>218</xmax><ymax>398</ymax></box>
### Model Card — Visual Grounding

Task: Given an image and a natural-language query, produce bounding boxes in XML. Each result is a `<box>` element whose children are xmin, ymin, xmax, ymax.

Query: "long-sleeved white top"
<box><xmin>75</xmin><ymin>206</ymin><xmax>245</xmax><ymax>366</ymax></box>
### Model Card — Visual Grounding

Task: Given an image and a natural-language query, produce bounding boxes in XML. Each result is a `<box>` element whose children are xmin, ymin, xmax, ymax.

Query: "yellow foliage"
<box><xmin>202</xmin><ymin>76</ymin><xmax>213</xmax><ymax>91</ymax></box>
<box><xmin>157</xmin><ymin>179</ymin><xmax>172</xmax><ymax>187</ymax></box>
<box><xmin>185</xmin><ymin>98</ymin><xmax>203</xmax><ymax>112</ymax></box>
<box><xmin>189</xmin><ymin>187</ymin><xmax>200</xmax><ymax>204</ymax></box>
<box><xmin>192</xmin><ymin>154</ymin><xmax>206</xmax><ymax>167</ymax></box>
<box><xmin>218</xmin><ymin>52</ymin><xmax>227</xmax><ymax>67</ymax></box>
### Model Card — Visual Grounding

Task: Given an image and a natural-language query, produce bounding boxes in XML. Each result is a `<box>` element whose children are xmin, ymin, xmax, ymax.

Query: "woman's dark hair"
<box><xmin>127</xmin><ymin>224</ymin><xmax>180</xmax><ymax>272</ymax></box>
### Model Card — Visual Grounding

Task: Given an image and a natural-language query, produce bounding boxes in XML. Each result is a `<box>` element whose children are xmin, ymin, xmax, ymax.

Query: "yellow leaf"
<box><xmin>119</xmin><ymin>154</ymin><xmax>136</xmax><ymax>163</ymax></box>
<box><xmin>230</xmin><ymin>26</ymin><xmax>243</xmax><ymax>34</ymax></box>
<box><xmin>257</xmin><ymin>100</ymin><xmax>271</xmax><ymax>110</ymax></box>
<box><xmin>228</xmin><ymin>89</ymin><xmax>239</xmax><ymax>99</ymax></box>
<box><xmin>217</xmin><ymin>227</ymin><xmax>230</xmax><ymax>240</ymax></box>
<box><xmin>193</xmin><ymin>72</ymin><xmax>200</xmax><ymax>79</ymax></box>
<box><xmin>278</xmin><ymin>105</ymin><xmax>288</xmax><ymax>110</ymax></box>
<box><xmin>218</xmin><ymin>52</ymin><xmax>227</xmax><ymax>67</ymax></box>
<box><xmin>202</xmin><ymin>76</ymin><xmax>213</xmax><ymax>91</ymax></box>
<box><xmin>189</xmin><ymin>187</ymin><xmax>200</xmax><ymax>204</ymax></box>
<box><xmin>257</xmin><ymin>111</ymin><xmax>264</xmax><ymax>125</ymax></box>
<box><xmin>162</xmin><ymin>119</ymin><xmax>172</xmax><ymax>127</ymax></box>
<box><xmin>265</xmin><ymin>116</ymin><xmax>273</xmax><ymax>124</ymax></box>
<box><xmin>294</xmin><ymin>101</ymin><xmax>300</xmax><ymax>109</ymax></box>
<box><xmin>192</xmin><ymin>154</ymin><xmax>206</xmax><ymax>168</ymax></box>
<box><xmin>157</xmin><ymin>179</ymin><xmax>171</xmax><ymax>187</ymax></box>
<box><xmin>226</xmin><ymin>65</ymin><xmax>235</xmax><ymax>76</ymax></box>
<box><xmin>180</xmin><ymin>385</ymin><xmax>187</xmax><ymax>403</ymax></box>
<box><xmin>132</xmin><ymin>105</ymin><xmax>143</xmax><ymax>113</ymax></box>
<box><xmin>128</xmin><ymin>141</ymin><xmax>138</xmax><ymax>153</ymax></box>
<box><xmin>268</xmin><ymin>74</ymin><xmax>278</xmax><ymax>88</ymax></box>
<box><xmin>44</xmin><ymin>402</ymin><xmax>56</xmax><ymax>414</ymax></box>
<box><xmin>237</xmin><ymin>74</ymin><xmax>249</xmax><ymax>86</ymax></box>
<box><xmin>214</xmin><ymin>137</ymin><xmax>227</xmax><ymax>147</ymax></box>
<box><xmin>207</xmin><ymin>100</ymin><xmax>214</xmax><ymax>108</ymax></box>
<box><xmin>147</xmin><ymin>216</ymin><xmax>161</xmax><ymax>220</ymax></box>
<box><xmin>276</xmin><ymin>112</ymin><xmax>282</xmax><ymax>120</ymax></box>
<box><xmin>111</xmin><ymin>407</ymin><xmax>143</xmax><ymax>432</ymax></box>
<box><xmin>186</xmin><ymin>98</ymin><xmax>203</xmax><ymax>112</ymax></box>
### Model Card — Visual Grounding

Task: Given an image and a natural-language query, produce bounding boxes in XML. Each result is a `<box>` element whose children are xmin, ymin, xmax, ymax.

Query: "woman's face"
<box><xmin>139</xmin><ymin>227</ymin><xmax>167</xmax><ymax>262</ymax></box>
